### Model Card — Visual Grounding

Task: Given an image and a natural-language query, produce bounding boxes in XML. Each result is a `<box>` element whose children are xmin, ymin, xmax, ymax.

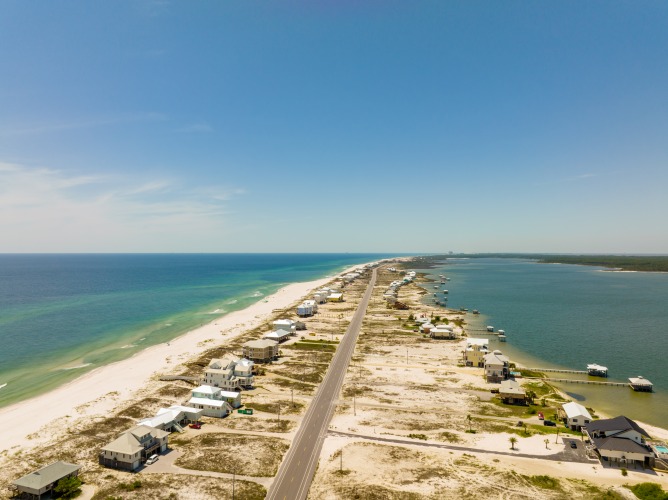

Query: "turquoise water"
<box><xmin>0</xmin><ymin>253</ymin><xmax>394</xmax><ymax>408</ymax></box>
<box><xmin>418</xmin><ymin>258</ymin><xmax>668</xmax><ymax>429</ymax></box>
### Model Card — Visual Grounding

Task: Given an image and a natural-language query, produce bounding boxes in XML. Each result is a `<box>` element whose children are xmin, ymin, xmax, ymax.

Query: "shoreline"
<box><xmin>0</xmin><ymin>261</ymin><xmax>374</xmax><ymax>455</ymax></box>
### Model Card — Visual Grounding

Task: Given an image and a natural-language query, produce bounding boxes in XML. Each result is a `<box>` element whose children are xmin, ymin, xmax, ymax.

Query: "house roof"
<box><xmin>483</xmin><ymin>352</ymin><xmax>509</xmax><ymax>365</ymax></box>
<box><xmin>128</xmin><ymin>425</ymin><xmax>169</xmax><ymax>440</ymax></box>
<box><xmin>499</xmin><ymin>379</ymin><xmax>526</xmax><ymax>396</ymax></box>
<box><xmin>219</xmin><ymin>390</ymin><xmax>241</xmax><ymax>399</ymax></box>
<box><xmin>103</xmin><ymin>432</ymin><xmax>144</xmax><ymax>455</ymax></box>
<box><xmin>585</xmin><ymin>415</ymin><xmax>650</xmax><ymax>438</ymax></box>
<box><xmin>593</xmin><ymin>436</ymin><xmax>652</xmax><ymax>455</ymax></box>
<box><xmin>244</xmin><ymin>339</ymin><xmax>278</xmax><ymax>349</ymax></box>
<box><xmin>188</xmin><ymin>397</ymin><xmax>229</xmax><ymax>408</ymax></box>
<box><xmin>466</xmin><ymin>338</ymin><xmax>489</xmax><ymax>347</ymax></box>
<box><xmin>193</xmin><ymin>385</ymin><xmax>221</xmax><ymax>395</ymax></box>
<box><xmin>139</xmin><ymin>411</ymin><xmax>177</xmax><ymax>429</ymax></box>
<box><xmin>12</xmin><ymin>461</ymin><xmax>81</xmax><ymax>491</ymax></box>
<box><xmin>562</xmin><ymin>402</ymin><xmax>592</xmax><ymax>421</ymax></box>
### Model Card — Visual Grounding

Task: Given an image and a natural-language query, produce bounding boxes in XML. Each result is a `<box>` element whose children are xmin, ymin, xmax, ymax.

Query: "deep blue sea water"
<box><xmin>0</xmin><ymin>253</ymin><xmax>393</xmax><ymax>407</ymax></box>
<box><xmin>418</xmin><ymin>258</ymin><xmax>668</xmax><ymax>429</ymax></box>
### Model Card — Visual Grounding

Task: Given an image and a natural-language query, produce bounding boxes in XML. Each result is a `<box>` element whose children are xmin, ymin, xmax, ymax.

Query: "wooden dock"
<box><xmin>524</xmin><ymin>367</ymin><xmax>588</xmax><ymax>375</ymax></box>
<box><xmin>523</xmin><ymin>376</ymin><xmax>627</xmax><ymax>387</ymax></box>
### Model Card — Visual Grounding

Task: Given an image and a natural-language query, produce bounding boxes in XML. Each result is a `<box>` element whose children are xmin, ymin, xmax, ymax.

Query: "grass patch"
<box><xmin>523</xmin><ymin>474</ymin><xmax>562</xmax><ymax>490</ymax></box>
<box><xmin>628</xmin><ymin>482</ymin><xmax>668</xmax><ymax>500</ymax></box>
<box><xmin>176</xmin><ymin>433</ymin><xmax>290</xmax><ymax>476</ymax></box>
<box><xmin>247</xmin><ymin>400</ymin><xmax>304</xmax><ymax>415</ymax></box>
<box><xmin>289</xmin><ymin>342</ymin><xmax>337</xmax><ymax>352</ymax></box>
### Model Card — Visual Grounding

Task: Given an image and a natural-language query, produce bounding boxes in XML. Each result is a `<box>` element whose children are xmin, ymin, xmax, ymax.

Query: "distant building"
<box><xmin>242</xmin><ymin>339</ymin><xmax>279</xmax><ymax>362</ymax></box>
<box><xmin>263</xmin><ymin>329</ymin><xmax>292</xmax><ymax>343</ymax></box>
<box><xmin>584</xmin><ymin>415</ymin><xmax>655</xmax><ymax>468</ymax></box>
<box><xmin>273</xmin><ymin>319</ymin><xmax>296</xmax><ymax>333</ymax></box>
<box><xmin>11</xmin><ymin>461</ymin><xmax>82</xmax><ymax>499</ymax></box>
<box><xmin>483</xmin><ymin>350</ymin><xmax>510</xmax><ymax>383</ymax></box>
<box><xmin>100</xmin><ymin>425</ymin><xmax>169</xmax><ymax>471</ymax></box>
<box><xmin>203</xmin><ymin>355</ymin><xmax>255</xmax><ymax>389</ymax></box>
<box><xmin>562</xmin><ymin>402</ymin><xmax>592</xmax><ymax>431</ymax></box>
<box><xmin>138</xmin><ymin>405</ymin><xmax>203</xmax><ymax>432</ymax></box>
<box><xmin>463</xmin><ymin>338</ymin><xmax>489</xmax><ymax>367</ymax></box>
<box><xmin>498</xmin><ymin>379</ymin><xmax>527</xmax><ymax>405</ymax></box>
<box><xmin>187</xmin><ymin>385</ymin><xmax>237</xmax><ymax>417</ymax></box>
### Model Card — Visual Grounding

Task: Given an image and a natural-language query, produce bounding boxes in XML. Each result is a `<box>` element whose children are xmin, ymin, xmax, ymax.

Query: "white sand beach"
<box><xmin>0</xmin><ymin>265</ymin><xmax>365</xmax><ymax>455</ymax></box>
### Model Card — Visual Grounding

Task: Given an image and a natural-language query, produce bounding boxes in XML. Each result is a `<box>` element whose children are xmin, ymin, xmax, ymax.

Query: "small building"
<box><xmin>11</xmin><ymin>461</ymin><xmax>82</xmax><ymax>500</ymax></box>
<box><xmin>327</xmin><ymin>292</ymin><xmax>344</xmax><ymax>302</ymax></box>
<box><xmin>498</xmin><ymin>379</ymin><xmax>527</xmax><ymax>405</ymax></box>
<box><xmin>562</xmin><ymin>402</ymin><xmax>592</xmax><ymax>431</ymax></box>
<box><xmin>313</xmin><ymin>291</ymin><xmax>329</xmax><ymax>304</ymax></box>
<box><xmin>242</xmin><ymin>339</ymin><xmax>279</xmax><ymax>362</ymax></box>
<box><xmin>483</xmin><ymin>350</ymin><xmax>510</xmax><ymax>383</ymax></box>
<box><xmin>138</xmin><ymin>405</ymin><xmax>203</xmax><ymax>432</ymax></box>
<box><xmin>263</xmin><ymin>329</ymin><xmax>292</xmax><ymax>343</ymax></box>
<box><xmin>297</xmin><ymin>302</ymin><xmax>314</xmax><ymax>317</ymax></box>
<box><xmin>273</xmin><ymin>319</ymin><xmax>297</xmax><ymax>333</ymax></box>
<box><xmin>187</xmin><ymin>397</ymin><xmax>233</xmax><ymax>418</ymax></box>
<box><xmin>587</xmin><ymin>363</ymin><xmax>608</xmax><ymax>377</ymax></box>
<box><xmin>463</xmin><ymin>338</ymin><xmax>489</xmax><ymax>367</ymax></box>
<box><xmin>584</xmin><ymin>416</ymin><xmax>654</xmax><ymax>468</ymax></box>
<box><xmin>419</xmin><ymin>322</ymin><xmax>434</xmax><ymax>334</ymax></box>
<box><xmin>629</xmin><ymin>376</ymin><xmax>653</xmax><ymax>392</ymax></box>
<box><xmin>100</xmin><ymin>425</ymin><xmax>169</xmax><ymax>471</ymax></box>
<box><xmin>430</xmin><ymin>326</ymin><xmax>455</xmax><ymax>339</ymax></box>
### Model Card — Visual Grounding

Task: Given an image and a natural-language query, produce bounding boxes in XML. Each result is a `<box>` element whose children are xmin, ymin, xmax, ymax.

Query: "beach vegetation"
<box><xmin>524</xmin><ymin>474</ymin><xmax>561</xmax><ymax>490</ymax></box>
<box><xmin>509</xmin><ymin>437</ymin><xmax>517</xmax><ymax>450</ymax></box>
<box><xmin>408</xmin><ymin>433</ymin><xmax>428</xmax><ymax>440</ymax></box>
<box><xmin>54</xmin><ymin>476</ymin><xmax>82</xmax><ymax>498</ymax></box>
<box><xmin>621</xmin><ymin>468</ymin><xmax>628</xmax><ymax>476</ymax></box>
<box><xmin>628</xmin><ymin>482</ymin><xmax>668</xmax><ymax>500</ymax></box>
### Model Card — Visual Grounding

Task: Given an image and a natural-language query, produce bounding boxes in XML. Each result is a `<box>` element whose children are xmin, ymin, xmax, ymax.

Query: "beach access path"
<box><xmin>267</xmin><ymin>268</ymin><xmax>377</xmax><ymax>500</ymax></box>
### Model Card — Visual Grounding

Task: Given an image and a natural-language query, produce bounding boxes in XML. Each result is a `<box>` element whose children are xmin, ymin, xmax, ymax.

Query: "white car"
<box><xmin>145</xmin><ymin>454</ymin><xmax>159</xmax><ymax>465</ymax></box>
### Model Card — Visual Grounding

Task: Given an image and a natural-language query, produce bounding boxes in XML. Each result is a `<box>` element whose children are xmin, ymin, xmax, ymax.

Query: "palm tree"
<box><xmin>544</xmin><ymin>438</ymin><xmax>549</xmax><ymax>449</ymax></box>
<box><xmin>509</xmin><ymin>437</ymin><xmax>518</xmax><ymax>450</ymax></box>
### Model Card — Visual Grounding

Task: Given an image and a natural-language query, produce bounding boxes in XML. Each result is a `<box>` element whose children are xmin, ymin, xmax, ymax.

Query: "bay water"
<box><xmin>418</xmin><ymin>258</ymin><xmax>668</xmax><ymax>429</ymax></box>
<box><xmin>0</xmin><ymin>253</ymin><xmax>391</xmax><ymax>408</ymax></box>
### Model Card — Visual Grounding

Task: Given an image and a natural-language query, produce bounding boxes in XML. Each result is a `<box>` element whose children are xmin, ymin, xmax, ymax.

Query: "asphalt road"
<box><xmin>266</xmin><ymin>268</ymin><xmax>377</xmax><ymax>500</ymax></box>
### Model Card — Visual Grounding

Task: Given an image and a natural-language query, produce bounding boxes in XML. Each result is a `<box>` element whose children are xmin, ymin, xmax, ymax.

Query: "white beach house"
<box><xmin>272</xmin><ymin>319</ymin><xmax>297</xmax><ymax>333</ymax></box>
<box><xmin>187</xmin><ymin>385</ymin><xmax>238</xmax><ymax>417</ymax></box>
<box><xmin>562</xmin><ymin>402</ymin><xmax>592</xmax><ymax>431</ymax></box>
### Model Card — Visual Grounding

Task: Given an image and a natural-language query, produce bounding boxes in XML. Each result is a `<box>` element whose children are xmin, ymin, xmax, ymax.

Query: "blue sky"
<box><xmin>1</xmin><ymin>1</ymin><xmax>667</xmax><ymax>253</ymax></box>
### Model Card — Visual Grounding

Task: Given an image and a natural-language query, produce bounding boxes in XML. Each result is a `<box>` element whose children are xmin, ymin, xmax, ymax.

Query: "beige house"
<box><xmin>483</xmin><ymin>350</ymin><xmax>510</xmax><ymax>383</ymax></box>
<box><xmin>242</xmin><ymin>339</ymin><xmax>279</xmax><ymax>362</ymax></box>
<box><xmin>202</xmin><ymin>355</ymin><xmax>255</xmax><ymax>389</ymax></box>
<box><xmin>499</xmin><ymin>379</ymin><xmax>527</xmax><ymax>405</ymax></box>
<box><xmin>463</xmin><ymin>338</ymin><xmax>489</xmax><ymax>367</ymax></box>
<box><xmin>100</xmin><ymin>425</ymin><xmax>169</xmax><ymax>471</ymax></box>
<box><xmin>11</xmin><ymin>461</ymin><xmax>81</xmax><ymax>499</ymax></box>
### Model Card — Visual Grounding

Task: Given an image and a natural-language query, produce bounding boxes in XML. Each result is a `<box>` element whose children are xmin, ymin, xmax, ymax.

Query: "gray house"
<box><xmin>11</xmin><ymin>461</ymin><xmax>81</xmax><ymax>499</ymax></box>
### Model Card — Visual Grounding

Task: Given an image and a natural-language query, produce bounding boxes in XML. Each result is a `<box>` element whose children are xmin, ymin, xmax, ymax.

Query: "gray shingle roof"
<box><xmin>585</xmin><ymin>415</ymin><xmax>650</xmax><ymax>438</ymax></box>
<box><xmin>12</xmin><ymin>461</ymin><xmax>81</xmax><ymax>490</ymax></box>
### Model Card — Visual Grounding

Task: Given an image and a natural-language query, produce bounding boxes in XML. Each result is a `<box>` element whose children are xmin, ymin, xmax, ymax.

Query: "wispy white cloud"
<box><xmin>0</xmin><ymin>112</ymin><xmax>167</xmax><ymax>136</ymax></box>
<box><xmin>0</xmin><ymin>162</ymin><xmax>244</xmax><ymax>252</ymax></box>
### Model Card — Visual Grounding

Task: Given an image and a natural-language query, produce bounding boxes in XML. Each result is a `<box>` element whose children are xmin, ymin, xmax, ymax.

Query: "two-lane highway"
<box><xmin>267</xmin><ymin>268</ymin><xmax>377</xmax><ymax>500</ymax></box>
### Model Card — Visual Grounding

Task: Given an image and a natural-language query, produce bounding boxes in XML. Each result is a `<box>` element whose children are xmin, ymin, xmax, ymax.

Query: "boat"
<box><xmin>434</xmin><ymin>285</ymin><xmax>439</xmax><ymax>289</ymax></box>
<box><xmin>460</xmin><ymin>307</ymin><xmax>468</xmax><ymax>312</ymax></box>
<box><xmin>0</xmin><ymin>383</ymin><xmax>7</xmax><ymax>390</ymax></box>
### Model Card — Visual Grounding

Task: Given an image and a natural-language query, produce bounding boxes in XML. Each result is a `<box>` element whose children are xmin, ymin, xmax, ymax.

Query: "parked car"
<box><xmin>543</xmin><ymin>420</ymin><xmax>556</xmax><ymax>427</ymax></box>
<box><xmin>570</xmin><ymin>440</ymin><xmax>577</xmax><ymax>449</ymax></box>
<box><xmin>189</xmin><ymin>422</ymin><xmax>202</xmax><ymax>429</ymax></box>
<box><xmin>538</xmin><ymin>412</ymin><xmax>544</xmax><ymax>420</ymax></box>
<box><xmin>146</xmin><ymin>454</ymin><xmax>159</xmax><ymax>465</ymax></box>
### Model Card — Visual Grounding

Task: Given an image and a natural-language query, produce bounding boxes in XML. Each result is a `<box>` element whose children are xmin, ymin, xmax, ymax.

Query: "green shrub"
<box><xmin>628</xmin><ymin>482</ymin><xmax>668</xmax><ymax>500</ymax></box>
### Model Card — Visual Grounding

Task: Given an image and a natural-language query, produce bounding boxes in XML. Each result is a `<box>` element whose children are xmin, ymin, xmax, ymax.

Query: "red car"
<box><xmin>538</xmin><ymin>412</ymin><xmax>544</xmax><ymax>420</ymax></box>
<box><xmin>189</xmin><ymin>422</ymin><xmax>202</xmax><ymax>429</ymax></box>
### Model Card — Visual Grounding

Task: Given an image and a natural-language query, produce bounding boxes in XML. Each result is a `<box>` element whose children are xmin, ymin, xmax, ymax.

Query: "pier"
<box><xmin>523</xmin><ymin>367</ymin><xmax>588</xmax><ymax>375</ymax></box>
<box><xmin>523</xmin><ymin>376</ymin><xmax>627</xmax><ymax>387</ymax></box>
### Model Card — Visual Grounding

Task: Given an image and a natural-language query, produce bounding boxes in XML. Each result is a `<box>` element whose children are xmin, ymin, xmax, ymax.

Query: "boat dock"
<box><xmin>524</xmin><ymin>367</ymin><xmax>588</xmax><ymax>375</ymax></box>
<box><xmin>523</xmin><ymin>376</ymin><xmax>627</xmax><ymax>387</ymax></box>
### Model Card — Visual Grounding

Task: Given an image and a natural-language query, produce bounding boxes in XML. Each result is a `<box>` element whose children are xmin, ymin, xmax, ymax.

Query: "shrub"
<box><xmin>628</xmin><ymin>482</ymin><xmax>668</xmax><ymax>500</ymax></box>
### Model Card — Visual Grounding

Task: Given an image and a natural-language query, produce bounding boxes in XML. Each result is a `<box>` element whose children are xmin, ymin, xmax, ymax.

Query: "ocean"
<box><xmin>417</xmin><ymin>258</ymin><xmax>668</xmax><ymax>429</ymax></box>
<box><xmin>0</xmin><ymin>253</ymin><xmax>393</xmax><ymax>408</ymax></box>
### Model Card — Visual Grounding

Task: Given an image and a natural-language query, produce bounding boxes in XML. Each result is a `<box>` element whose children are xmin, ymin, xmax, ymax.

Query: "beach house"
<box><xmin>584</xmin><ymin>416</ymin><xmax>655</xmax><ymax>468</ymax></box>
<box><xmin>273</xmin><ymin>319</ymin><xmax>297</xmax><ymax>334</ymax></box>
<box><xmin>499</xmin><ymin>379</ymin><xmax>527</xmax><ymax>405</ymax></box>
<box><xmin>242</xmin><ymin>339</ymin><xmax>279</xmax><ymax>362</ymax></box>
<box><xmin>187</xmin><ymin>386</ymin><xmax>236</xmax><ymax>417</ymax></box>
<box><xmin>327</xmin><ymin>292</ymin><xmax>344</xmax><ymax>302</ymax></box>
<box><xmin>297</xmin><ymin>300</ymin><xmax>317</xmax><ymax>317</ymax></box>
<box><xmin>483</xmin><ymin>350</ymin><xmax>510</xmax><ymax>383</ymax></box>
<box><xmin>463</xmin><ymin>338</ymin><xmax>489</xmax><ymax>367</ymax></box>
<box><xmin>100</xmin><ymin>425</ymin><xmax>169</xmax><ymax>471</ymax></box>
<box><xmin>11</xmin><ymin>461</ymin><xmax>82</xmax><ymax>499</ymax></box>
<box><xmin>562</xmin><ymin>402</ymin><xmax>592</xmax><ymax>431</ymax></box>
<box><xmin>430</xmin><ymin>325</ymin><xmax>455</xmax><ymax>339</ymax></box>
<box><xmin>138</xmin><ymin>405</ymin><xmax>203</xmax><ymax>432</ymax></box>
<box><xmin>202</xmin><ymin>355</ymin><xmax>254</xmax><ymax>389</ymax></box>
<box><xmin>233</xmin><ymin>357</ymin><xmax>255</xmax><ymax>388</ymax></box>
<box><xmin>263</xmin><ymin>329</ymin><xmax>292</xmax><ymax>343</ymax></box>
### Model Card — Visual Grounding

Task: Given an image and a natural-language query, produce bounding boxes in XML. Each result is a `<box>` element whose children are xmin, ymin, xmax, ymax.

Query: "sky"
<box><xmin>1</xmin><ymin>1</ymin><xmax>667</xmax><ymax>253</ymax></box>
